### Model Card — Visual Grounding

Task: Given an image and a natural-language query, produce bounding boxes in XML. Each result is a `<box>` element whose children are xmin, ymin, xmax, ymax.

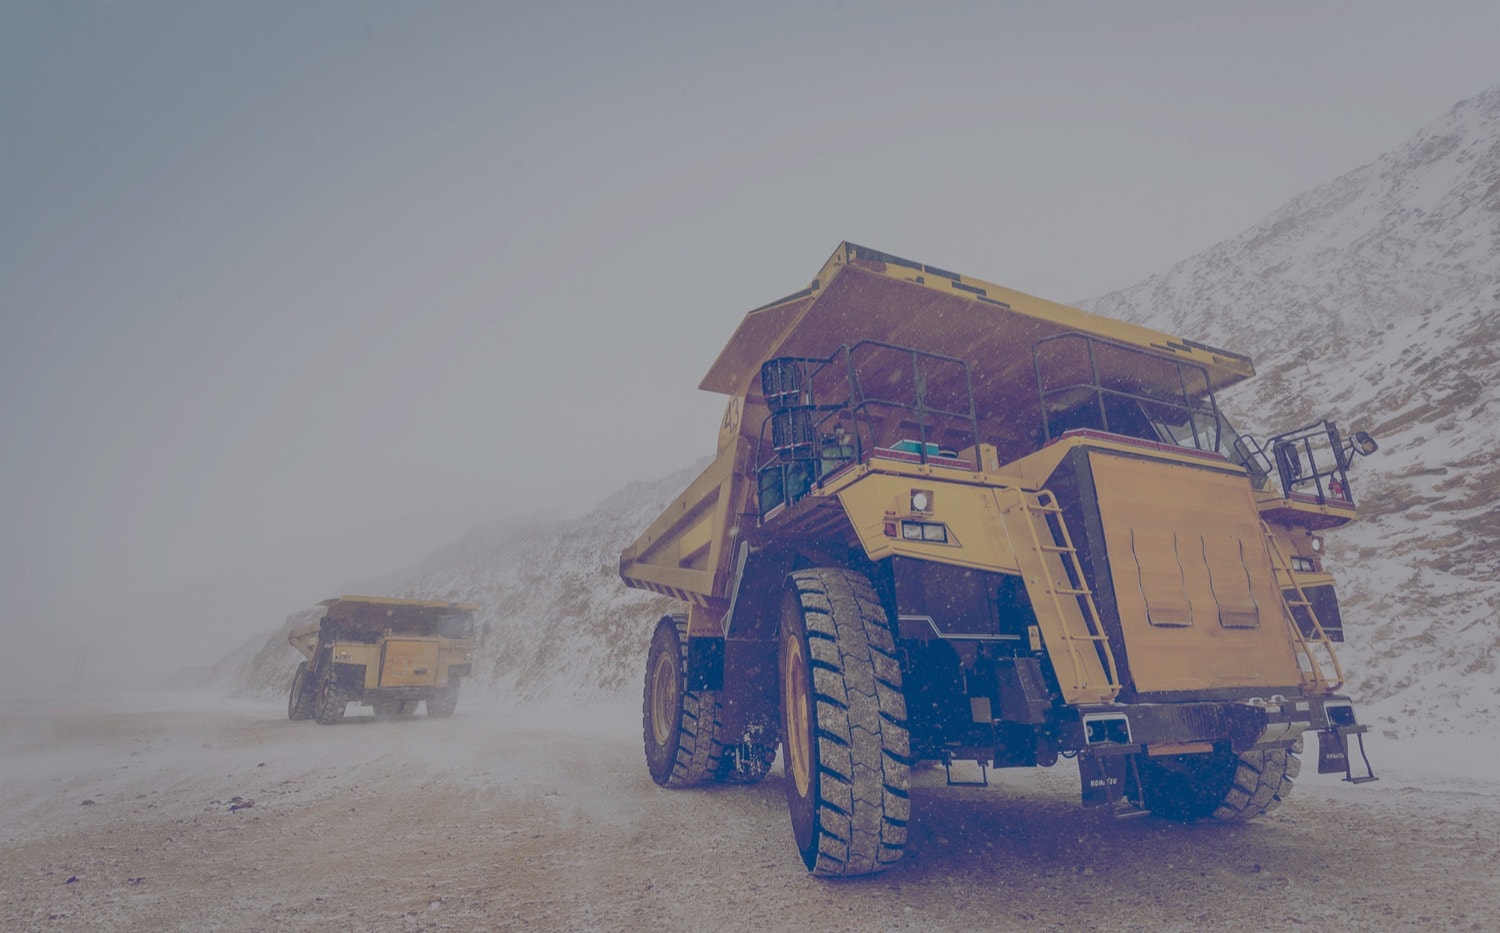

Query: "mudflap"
<box><xmin>1317</xmin><ymin>726</ymin><xmax>1378</xmax><ymax>784</ymax></box>
<box><xmin>1079</xmin><ymin>751</ymin><xmax>1147</xmax><ymax>815</ymax></box>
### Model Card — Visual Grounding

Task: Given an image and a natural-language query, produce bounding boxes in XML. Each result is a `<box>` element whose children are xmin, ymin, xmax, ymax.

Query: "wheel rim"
<box><xmin>650</xmin><ymin>650</ymin><xmax>679</xmax><ymax>746</ymax></box>
<box><xmin>782</xmin><ymin>635</ymin><xmax>812</xmax><ymax>799</ymax></box>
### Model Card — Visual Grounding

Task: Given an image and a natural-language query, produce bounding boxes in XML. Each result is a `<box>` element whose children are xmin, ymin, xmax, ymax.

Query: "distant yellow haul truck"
<box><xmin>287</xmin><ymin>596</ymin><xmax>481</xmax><ymax>724</ymax></box>
<box><xmin>621</xmin><ymin>243</ymin><xmax>1380</xmax><ymax>876</ymax></box>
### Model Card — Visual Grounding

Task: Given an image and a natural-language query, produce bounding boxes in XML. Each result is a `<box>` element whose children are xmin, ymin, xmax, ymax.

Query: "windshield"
<box><xmin>435</xmin><ymin>614</ymin><xmax>474</xmax><ymax>638</ymax></box>
<box><xmin>1142</xmin><ymin>399</ymin><xmax>1232</xmax><ymax>456</ymax></box>
<box><xmin>1142</xmin><ymin>400</ymin><xmax>1267</xmax><ymax>483</ymax></box>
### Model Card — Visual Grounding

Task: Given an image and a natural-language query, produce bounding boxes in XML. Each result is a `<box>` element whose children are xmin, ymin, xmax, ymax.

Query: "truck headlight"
<box><xmin>900</xmin><ymin>521</ymin><xmax>949</xmax><ymax>544</ymax></box>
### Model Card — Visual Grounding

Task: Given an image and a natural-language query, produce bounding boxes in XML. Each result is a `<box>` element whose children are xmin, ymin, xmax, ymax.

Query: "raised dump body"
<box><xmin>621</xmin><ymin>243</ymin><xmax>1381</xmax><ymax>877</ymax></box>
<box><xmin>287</xmin><ymin>596</ymin><xmax>481</xmax><ymax>723</ymax></box>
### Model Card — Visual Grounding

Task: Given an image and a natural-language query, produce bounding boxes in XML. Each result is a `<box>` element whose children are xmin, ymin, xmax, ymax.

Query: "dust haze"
<box><xmin>2</xmin><ymin>5</ymin><xmax>1499</xmax><ymax>928</ymax></box>
<box><xmin>2</xmin><ymin>2</ymin><xmax>1495</xmax><ymax>690</ymax></box>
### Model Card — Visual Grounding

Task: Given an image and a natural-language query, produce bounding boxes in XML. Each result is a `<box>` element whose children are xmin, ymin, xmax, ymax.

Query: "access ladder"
<box><xmin>998</xmin><ymin>488</ymin><xmax>1121</xmax><ymax>706</ymax></box>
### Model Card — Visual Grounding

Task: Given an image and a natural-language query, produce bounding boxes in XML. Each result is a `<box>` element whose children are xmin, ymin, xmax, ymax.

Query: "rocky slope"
<box><xmin>386</xmin><ymin>463</ymin><xmax>701</xmax><ymax>702</ymax></box>
<box><xmin>1080</xmin><ymin>84</ymin><xmax>1499</xmax><ymax>734</ymax></box>
<box><xmin>218</xmin><ymin>87</ymin><xmax>1497</xmax><ymax>738</ymax></box>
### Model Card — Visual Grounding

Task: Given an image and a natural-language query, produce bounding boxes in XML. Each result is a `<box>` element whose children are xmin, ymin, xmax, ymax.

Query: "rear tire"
<box><xmin>314</xmin><ymin>668</ymin><xmax>350</xmax><ymax>725</ymax></box>
<box><xmin>779</xmin><ymin>569</ymin><xmax>911</xmax><ymax>876</ymax></box>
<box><xmin>643</xmin><ymin>614</ymin><xmax>724</xmax><ymax>787</ymax></box>
<box><xmin>287</xmin><ymin>662</ymin><xmax>315</xmax><ymax>721</ymax></box>
<box><xmin>1139</xmin><ymin>741</ymin><xmax>1302</xmax><ymax>821</ymax></box>
<box><xmin>427</xmin><ymin>688</ymin><xmax>459</xmax><ymax>718</ymax></box>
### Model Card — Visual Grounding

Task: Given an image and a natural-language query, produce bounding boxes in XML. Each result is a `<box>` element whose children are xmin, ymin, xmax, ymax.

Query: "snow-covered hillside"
<box><xmin>220</xmin><ymin>87</ymin><xmax>1496</xmax><ymax>740</ymax></box>
<box><xmin>1082</xmin><ymin>84</ymin><xmax>1500</xmax><ymax>734</ymax></box>
<box><xmin>386</xmin><ymin>462</ymin><xmax>705</xmax><ymax>702</ymax></box>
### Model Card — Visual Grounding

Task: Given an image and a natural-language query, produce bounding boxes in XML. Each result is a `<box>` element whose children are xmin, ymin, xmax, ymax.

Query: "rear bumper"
<box><xmin>354</xmin><ymin>686</ymin><xmax>450</xmax><ymax>701</ymax></box>
<box><xmin>331</xmin><ymin>660</ymin><xmax>471</xmax><ymax>693</ymax></box>
<box><xmin>1060</xmin><ymin>694</ymin><xmax>1363</xmax><ymax>755</ymax></box>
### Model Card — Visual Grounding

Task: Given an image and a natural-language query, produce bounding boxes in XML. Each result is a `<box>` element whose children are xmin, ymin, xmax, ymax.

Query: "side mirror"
<box><xmin>1273</xmin><ymin>441</ymin><xmax>1303</xmax><ymax>483</ymax></box>
<box><xmin>1351</xmin><ymin>431</ymin><xmax>1378</xmax><ymax>456</ymax></box>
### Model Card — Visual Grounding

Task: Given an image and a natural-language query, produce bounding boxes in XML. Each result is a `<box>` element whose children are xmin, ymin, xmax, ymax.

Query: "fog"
<box><xmin>2</xmin><ymin>1</ymin><xmax>1496</xmax><ymax>693</ymax></box>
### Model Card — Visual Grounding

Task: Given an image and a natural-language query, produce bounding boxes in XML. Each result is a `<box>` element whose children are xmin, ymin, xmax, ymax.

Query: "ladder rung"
<box><xmin>1039</xmin><ymin>544</ymin><xmax>1071</xmax><ymax>553</ymax></box>
<box><xmin>1053</xmin><ymin>587</ymin><xmax>1090</xmax><ymax>596</ymax></box>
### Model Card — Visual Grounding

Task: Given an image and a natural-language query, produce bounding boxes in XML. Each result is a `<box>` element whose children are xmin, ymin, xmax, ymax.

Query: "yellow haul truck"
<box><xmin>287</xmin><ymin>596</ymin><xmax>480</xmax><ymax>724</ymax></box>
<box><xmin>621</xmin><ymin>243</ymin><xmax>1380</xmax><ymax>876</ymax></box>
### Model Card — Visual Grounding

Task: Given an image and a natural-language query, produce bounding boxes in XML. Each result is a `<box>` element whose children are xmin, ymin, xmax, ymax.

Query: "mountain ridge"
<box><xmin>1080</xmin><ymin>83</ymin><xmax>1499</xmax><ymax>732</ymax></box>
<box><xmin>209</xmin><ymin>86</ymin><xmax>1498</xmax><ymax>738</ymax></box>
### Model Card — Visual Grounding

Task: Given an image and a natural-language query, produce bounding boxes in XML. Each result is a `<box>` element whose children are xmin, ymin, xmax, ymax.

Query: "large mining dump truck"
<box><xmin>620</xmin><ymin>243</ymin><xmax>1381</xmax><ymax>876</ymax></box>
<box><xmin>287</xmin><ymin>596</ymin><xmax>481</xmax><ymax>724</ymax></box>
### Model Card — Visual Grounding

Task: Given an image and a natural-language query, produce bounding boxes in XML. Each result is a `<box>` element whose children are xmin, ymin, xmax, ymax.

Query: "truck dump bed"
<box><xmin>620</xmin><ymin>242</ymin><xmax>1255</xmax><ymax>604</ymax></box>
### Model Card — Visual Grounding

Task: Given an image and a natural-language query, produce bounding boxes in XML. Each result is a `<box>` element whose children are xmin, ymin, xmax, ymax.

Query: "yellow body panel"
<box><xmin>833</xmin><ymin>466</ymin><xmax>1026</xmax><ymax>572</ymax></box>
<box><xmin>1087</xmin><ymin>451</ymin><xmax>1301</xmax><ymax>693</ymax></box>
<box><xmin>618</xmin><ymin>443</ymin><xmax>756</xmax><ymax>615</ymax></box>
<box><xmin>379</xmin><ymin>638</ymin><xmax>442</xmax><ymax>687</ymax></box>
<box><xmin>832</xmin><ymin>461</ymin><xmax>1119</xmax><ymax>705</ymax></box>
<box><xmin>322</xmin><ymin>640</ymin><xmax>473</xmax><ymax>690</ymax></box>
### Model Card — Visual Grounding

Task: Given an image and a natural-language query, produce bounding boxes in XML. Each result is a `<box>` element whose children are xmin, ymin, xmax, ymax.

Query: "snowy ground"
<box><xmin>2</xmin><ymin>692</ymin><xmax>1497</xmax><ymax>932</ymax></box>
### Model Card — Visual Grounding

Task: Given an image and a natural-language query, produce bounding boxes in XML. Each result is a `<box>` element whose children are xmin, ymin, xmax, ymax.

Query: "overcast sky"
<box><xmin>2</xmin><ymin>1</ymin><xmax>1496</xmax><ymax>691</ymax></box>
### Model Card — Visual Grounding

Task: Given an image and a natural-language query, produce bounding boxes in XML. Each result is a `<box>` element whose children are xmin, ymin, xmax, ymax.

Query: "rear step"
<box><xmin>1317</xmin><ymin>726</ymin><xmax>1379</xmax><ymax>784</ymax></box>
<box><xmin>942</xmin><ymin>756</ymin><xmax>989</xmax><ymax>788</ymax></box>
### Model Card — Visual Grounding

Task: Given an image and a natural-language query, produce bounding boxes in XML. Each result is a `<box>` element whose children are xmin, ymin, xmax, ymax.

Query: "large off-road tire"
<box><xmin>287</xmin><ymin>662</ymin><xmax>315</xmax><ymax>721</ymax></box>
<box><xmin>779</xmin><ymin>569</ymin><xmax>911</xmax><ymax>876</ymax></box>
<box><xmin>427</xmin><ymin>689</ymin><xmax>459</xmax><ymax>718</ymax></box>
<box><xmin>314</xmin><ymin>668</ymin><xmax>350</xmax><ymax>725</ymax></box>
<box><xmin>643</xmin><ymin>614</ymin><xmax>724</xmax><ymax>787</ymax></box>
<box><xmin>1138</xmin><ymin>740</ymin><xmax>1302</xmax><ymax>822</ymax></box>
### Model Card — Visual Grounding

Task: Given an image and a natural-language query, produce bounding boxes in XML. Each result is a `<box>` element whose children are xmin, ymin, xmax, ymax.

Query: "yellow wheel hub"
<box><xmin>782</xmin><ymin>636</ymin><xmax>812</xmax><ymax>798</ymax></box>
<box><xmin>650</xmin><ymin>650</ymin><xmax>679</xmax><ymax>746</ymax></box>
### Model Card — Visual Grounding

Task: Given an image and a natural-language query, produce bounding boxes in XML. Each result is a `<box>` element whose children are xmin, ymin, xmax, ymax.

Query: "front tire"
<box><xmin>287</xmin><ymin>662</ymin><xmax>315</xmax><ymax>721</ymax></box>
<box><xmin>779</xmin><ymin>569</ymin><xmax>911</xmax><ymax>876</ymax></box>
<box><xmin>643</xmin><ymin>614</ymin><xmax>723</xmax><ymax>787</ymax></box>
<box><xmin>314</xmin><ymin>667</ymin><xmax>350</xmax><ymax>725</ymax></box>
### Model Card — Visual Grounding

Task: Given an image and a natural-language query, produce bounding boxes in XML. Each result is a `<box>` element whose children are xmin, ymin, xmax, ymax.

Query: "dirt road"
<box><xmin>2</xmin><ymin>693</ymin><xmax>1496</xmax><ymax>931</ymax></box>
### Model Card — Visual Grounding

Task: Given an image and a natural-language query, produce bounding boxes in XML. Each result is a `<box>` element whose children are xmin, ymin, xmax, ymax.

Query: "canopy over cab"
<box><xmin>289</xmin><ymin>596</ymin><xmax>480</xmax><ymax>659</ymax></box>
<box><xmin>701</xmin><ymin>242</ymin><xmax>1255</xmax><ymax>466</ymax></box>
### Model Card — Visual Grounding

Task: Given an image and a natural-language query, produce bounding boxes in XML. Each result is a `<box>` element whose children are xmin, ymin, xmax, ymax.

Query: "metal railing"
<box><xmin>756</xmin><ymin>341</ymin><xmax>981</xmax><ymax>518</ymax></box>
